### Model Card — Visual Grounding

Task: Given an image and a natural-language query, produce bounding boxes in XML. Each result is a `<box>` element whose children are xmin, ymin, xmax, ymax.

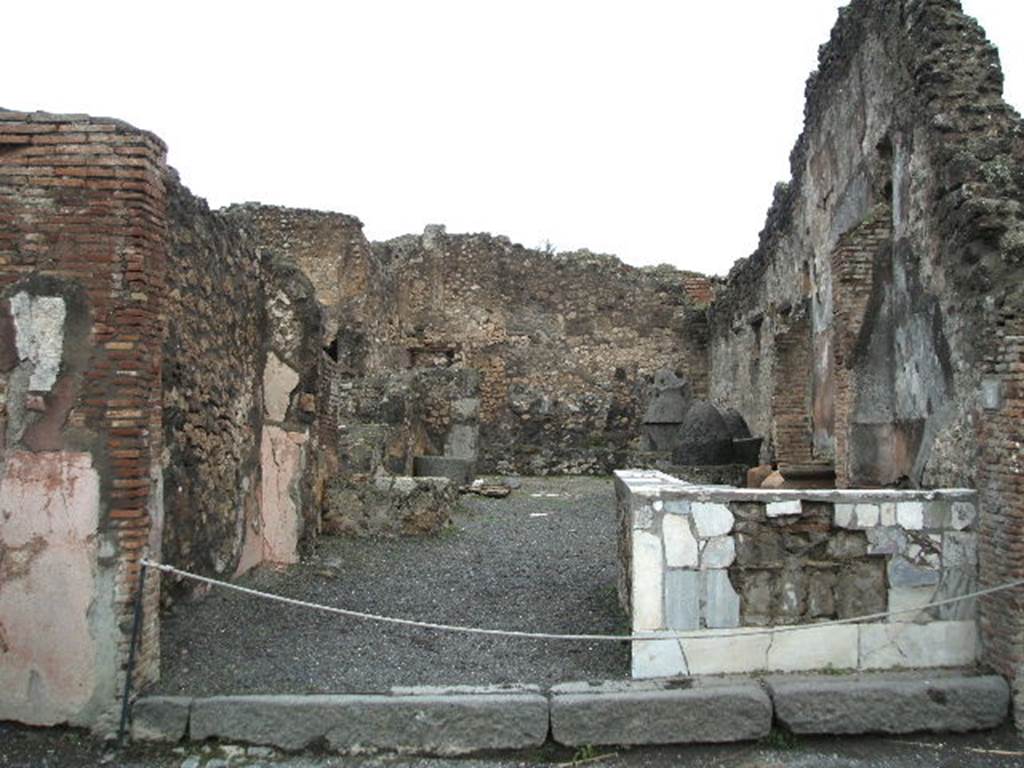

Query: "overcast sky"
<box><xmin>3</xmin><ymin>1</ymin><xmax>1020</xmax><ymax>275</ymax></box>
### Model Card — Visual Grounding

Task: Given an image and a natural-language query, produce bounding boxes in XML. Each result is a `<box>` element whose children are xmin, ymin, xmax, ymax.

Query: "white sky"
<box><xmin>3</xmin><ymin>1</ymin><xmax>1021</xmax><ymax>275</ymax></box>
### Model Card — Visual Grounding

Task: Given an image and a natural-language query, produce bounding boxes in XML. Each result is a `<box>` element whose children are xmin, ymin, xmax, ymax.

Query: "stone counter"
<box><xmin>615</xmin><ymin>470</ymin><xmax>980</xmax><ymax>678</ymax></box>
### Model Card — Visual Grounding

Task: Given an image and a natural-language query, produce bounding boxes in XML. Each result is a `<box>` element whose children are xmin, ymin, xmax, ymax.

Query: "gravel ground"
<box><xmin>9</xmin><ymin>475</ymin><xmax>1024</xmax><ymax>765</ymax></box>
<box><xmin>155</xmin><ymin>476</ymin><xmax>629</xmax><ymax>696</ymax></box>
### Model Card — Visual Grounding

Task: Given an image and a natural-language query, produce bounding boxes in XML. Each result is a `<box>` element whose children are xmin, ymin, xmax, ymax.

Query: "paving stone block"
<box><xmin>663</xmin><ymin>514</ymin><xmax>698</xmax><ymax>567</ymax></box>
<box><xmin>879</xmin><ymin>502</ymin><xmax>897</xmax><ymax>526</ymax></box>
<box><xmin>951</xmin><ymin>502</ymin><xmax>977</xmax><ymax>531</ymax></box>
<box><xmin>934</xmin><ymin>568</ymin><xmax>978</xmax><ymax>621</ymax></box>
<box><xmin>412</xmin><ymin>455</ymin><xmax>474</xmax><ymax>485</ymax></box>
<box><xmin>888</xmin><ymin>556</ymin><xmax>940</xmax><ymax>588</ymax></box>
<box><xmin>132</xmin><ymin>696</ymin><xmax>192</xmax><ymax>742</ymax></box>
<box><xmin>691</xmin><ymin>502</ymin><xmax>733</xmax><ymax>537</ymax></box>
<box><xmin>922</xmin><ymin>501</ymin><xmax>951</xmax><ymax>529</ymax></box>
<box><xmin>701</xmin><ymin>535</ymin><xmax>736</xmax><ymax>568</ymax></box>
<box><xmin>550</xmin><ymin>678</ymin><xmax>771</xmax><ymax>746</ymax></box>
<box><xmin>855</xmin><ymin>503</ymin><xmax>880</xmax><ymax>527</ymax></box>
<box><xmin>766</xmin><ymin>500</ymin><xmax>801</xmax><ymax>518</ymax></box>
<box><xmin>866</xmin><ymin>526</ymin><xmax>907</xmax><ymax>555</ymax></box>
<box><xmin>663</xmin><ymin>498</ymin><xmax>691</xmax><ymax>515</ymax></box>
<box><xmin>190</xmin><ymin>692</ymin><xmax>549</xmax><ymax>754</ymax></box>
<box><xmin>632</xmin><ymin>530</ymin><xmax>664</xmax><ymax>630</ymax></box>
<box><xmin>766</xmin><ymin>673</ymin><xmax>1009</xmax><ymax>734</ymax></box>
<box><xmin>664</xmin><ymin>570</ymin><xmax>700</xmax><ymax>630</ymax></box>
<box><xmin>834</xmin><ymin>503</ymin><xmax>856</xmax><ymax>528</ymax></box>
<box><xmin>679</xmin><ymin>629</ymin><xmax>772</xmax><ymax>675</ymax></box>
<box><xmin>943</xmin><ymin>531</ymin><xmax>978</xmax><ymax>569</ymax></box>
<box><xmin>859</xmin><ymin>621</ymin><xmax>979</xmax><ymax>670</ymax></box>
<box><xmin>702</xmin><ymin>569</ymin><xmax>740</xmax><ymax>628</ymax></box>
<box><xmin>632</xmin><ymin>635</ymin><xmax>689</xmax><ymax>678</ymax></box>
<box><xmin>765</xmin><ymin>625</ymin><xmax>858</xmax><ymax>672</ymax></box>
<box><xmin>887</xmin><ymin>585</ymin><xmax>937</xmax><ymax>622</ymax></box>
<box><xmin>897</xmin><ymin>501</ymin><xmax>925</xmax><ymax>530</ymax></box>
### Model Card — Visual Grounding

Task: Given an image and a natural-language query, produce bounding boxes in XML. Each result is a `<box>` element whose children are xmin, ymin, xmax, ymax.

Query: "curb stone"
<box><xmin>766</xmin><ymin>672</ymin><xmax>1009</xmax><ymax>734</ymax></box>
<box><xmin>189</xmin><ymin>690</ymin><xmax>548</xmax><ymax>755</ymax></box>
<box><xmin>550</xmin><ymin>678</ymin><xmax>772</xmax><ymax>746</ymax></box>
<box><xmin>131</xmin><ymin>695</ymin><xmax>192</xmax><ymax>742</ymax></box>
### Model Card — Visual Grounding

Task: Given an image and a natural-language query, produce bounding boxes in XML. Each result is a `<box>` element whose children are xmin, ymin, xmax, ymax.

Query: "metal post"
<box><xmin>117</xmin><ymin>558</ymin><xmax>148</xmax><ymax>745</ymax></box>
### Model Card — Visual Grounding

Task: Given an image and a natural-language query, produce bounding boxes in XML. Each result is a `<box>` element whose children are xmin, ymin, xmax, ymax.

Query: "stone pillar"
<box><xmin>0</xmin><ymin>111</ymin><xmax>167</xmax><ymax>731</ymax></box>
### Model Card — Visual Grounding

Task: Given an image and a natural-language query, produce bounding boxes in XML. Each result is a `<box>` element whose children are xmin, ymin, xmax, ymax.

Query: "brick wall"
<box><xmin>770</xmin><ymin>308</ymin><xmax>814</xmax><ymax>467</ymax></box>
<box><xmin>0</xmin><ymin>110</ymin><xmax>167</xmax><ymax>728</ymax></box>
<box><xmin>978</xmin><ymin>301</ymin><xmax>1024</xmax><ymax>713</ymax></box>
<box><xmin>831</xmin><ymin>207</ymin><xmax>892</xmax><ymax>487</ymax></box>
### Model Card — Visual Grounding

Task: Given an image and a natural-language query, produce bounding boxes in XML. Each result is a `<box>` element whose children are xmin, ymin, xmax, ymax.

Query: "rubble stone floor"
<box><xmin>155</xmin><ymin>476</ymin><xmax>630</xmax><ymax>696</ymax></box>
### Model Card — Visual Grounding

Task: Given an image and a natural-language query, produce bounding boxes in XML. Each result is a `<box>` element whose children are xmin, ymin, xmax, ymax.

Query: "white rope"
<box><xmin>142</xmin><ymin>558</ymin><xmax>1024</xmax><ymax>643</ymax></box>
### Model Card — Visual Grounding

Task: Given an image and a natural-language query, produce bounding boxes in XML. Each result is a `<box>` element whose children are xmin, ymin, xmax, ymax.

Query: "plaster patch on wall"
<box><xmin>260</xmin><ymin>425</ymin><xmax>306</xmax><ymax>564</ymax></box>
<box><xmin>9</xmin><ymin>292</ymin><xmax>66</xmax><ymax>392</ymax></box>
<box><xmin>263</xmin><ymin>352</ymin><xmax>299</xmax><ymax>423</ymax></box>
<box><xmin>0</xmin><ymin>451</ymin><xmax>103</xmax><ymax>726</ymax></box>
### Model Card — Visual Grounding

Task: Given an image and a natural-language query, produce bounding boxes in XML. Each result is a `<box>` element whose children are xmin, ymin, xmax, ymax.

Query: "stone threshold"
<box><xmin>133</xmin><ymin>671</ymin><xmax>1009</xmax><ymax>754</ymax></box>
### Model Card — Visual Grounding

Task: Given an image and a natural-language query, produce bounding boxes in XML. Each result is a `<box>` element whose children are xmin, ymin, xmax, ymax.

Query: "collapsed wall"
<box><xmin>706</xmin><ymin>0</ymin><xmax>1024</xmax><ymax>716</ymax></box>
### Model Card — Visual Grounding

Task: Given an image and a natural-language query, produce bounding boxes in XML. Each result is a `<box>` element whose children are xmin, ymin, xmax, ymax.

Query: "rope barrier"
<box><xmin>142</xmin><ymin>558</ymin><xmax>1024</xmax><ymax>643</ymax></box>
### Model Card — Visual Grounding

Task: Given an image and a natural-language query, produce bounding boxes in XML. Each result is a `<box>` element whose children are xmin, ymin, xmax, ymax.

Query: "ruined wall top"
<box><xmin>712</xmin><ymin>0</ymin><xmax>1024</xmax><ymax>328</ymax></box>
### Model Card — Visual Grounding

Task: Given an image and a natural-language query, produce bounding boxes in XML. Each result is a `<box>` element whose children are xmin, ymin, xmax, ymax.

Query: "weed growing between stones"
<box><xmin>762</xmin><ymin>727</ymin><xmax>799</xmax><ymax>751</ymax></box>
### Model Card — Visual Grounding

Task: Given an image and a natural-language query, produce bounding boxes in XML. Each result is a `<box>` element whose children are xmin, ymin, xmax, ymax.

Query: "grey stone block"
<box><xmin>888</xmin><ymin>556</ymin><xmax>940</xmax><ymax>588</ymax></box>
<box><xmin>190</xmin><ymin>692</ymin><xmax>548</xmax><ymax>754</ymax></box>
<box><xmin>703</xmin><ymin>569</ymin><xmax>740</xmax><ymax>628</ymax></box>
<box><xmin>934</xmin><ymin>568</ymin><xmax>979</xmax><ymax>621</ymax></box>
<box><xmin>550</xmin><ymin>678</ymin><xmax>771</xmax><ymax>746</ymax></box>
<box><xmin>766</xmin><ymin>673</ymin><xmax>1009</xmax><ymax>735</ymax></box>
<box><xmin>664</xmin><ymin>570</ymin><xmax>700</xmax><ymax>630</ymax></box>
<box><xmin>132</xmin><ymin>696</ymin><xmax>192</xmax><ymax>742</ymax></box>
<box><xmin>444</xmin><ymin>424</ymin><xmax>479</xmax><ymax>461</ymax></box>
<box><xmin>412</xmin><ymin>455</ymin><xmax>474</xmax><ymax>485</ymax></box>
<box><xmin>452</xmin><ymin>398</ymin><xmax>480</xmax><ymax>421</ymax></box>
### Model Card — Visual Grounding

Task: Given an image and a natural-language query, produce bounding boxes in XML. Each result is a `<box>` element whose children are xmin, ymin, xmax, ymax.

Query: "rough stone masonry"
<box><xmin>1</xmin><ymin>0</ymin><xmax>1023</xmax><ymax>736</ymax></box>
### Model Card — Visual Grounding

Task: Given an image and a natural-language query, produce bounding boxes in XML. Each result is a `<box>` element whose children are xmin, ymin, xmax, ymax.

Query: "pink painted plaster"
<box><xmin>0</xmin><ymin>451</ymin><xmax>103</xmax><ymax>726</ymax></box>
<box><xmin>259</xmin><ymin>426</ymin><xmax>306</xmax><ymax>565</ymax></box>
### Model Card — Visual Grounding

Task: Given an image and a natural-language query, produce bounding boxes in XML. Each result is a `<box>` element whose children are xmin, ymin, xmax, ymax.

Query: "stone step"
<box><xmin>550</xmin><ymin>678</ymin><xmax>772</xmax><ymax>746</ymax></box>
<box><xmin>765</xmin><ymin>671</ymin><xmax>1009</xmax><ymax>735</ymax></box>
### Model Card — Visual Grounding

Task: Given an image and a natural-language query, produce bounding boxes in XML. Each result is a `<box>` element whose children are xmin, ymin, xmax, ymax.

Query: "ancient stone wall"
<box><xmin>710</xmin><ymin>0</ymin><xmax>1023</xmax><ymax>488</ymax></box>
<box><xmin>224</xmin><ymin>204</ymin><xmax>397</xmax><ymax>372</ymax></box>
<box><xmin>232</xmin><ymin>211</ymin><xmax>712</xmax><ymax>477</ymax></box>
<box><xmin>163</xmin><ymin>183</ymin><xmax>323</xmax><ymax>592</ymax></box>
<box><xmin>705</xmin><ymin>0</ymin><xmax>1024</xmax><ymax>713</ymax></box>
<box><xmin>0</xmin><ymin>110</ymin><xmax>167</xmax><ymax>729</ymax></box>
<box><xmin>373</xmin><ymin>230</ymin><xmax>710</xmax><ymax>474</ymax></box>
<box><xmin>162</xmin><ymin>175</ymin><xmax>265</xmax><ymax>586</ymax></box>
